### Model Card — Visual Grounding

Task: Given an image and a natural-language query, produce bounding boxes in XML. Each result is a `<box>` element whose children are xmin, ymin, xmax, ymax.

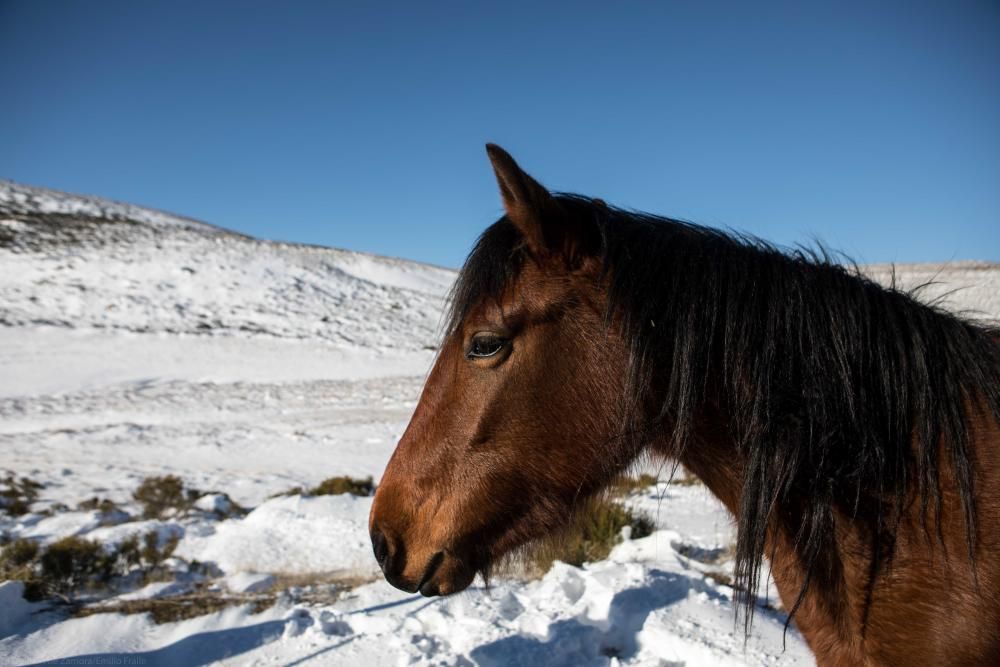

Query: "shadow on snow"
<box><xmin>27</xmin><ymin>620</ymin><xmax>285</xmax><ymax>667</ymax></box>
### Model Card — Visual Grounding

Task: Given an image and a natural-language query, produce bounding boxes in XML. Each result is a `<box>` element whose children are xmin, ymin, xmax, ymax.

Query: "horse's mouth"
<box><xmin>414</xmin><ymin>549</ymin><xmax>476</xmax><ymax>597</ymax></box>
<box><xmin>416</xmin><ymin>550</ymin><xmax>445</xmax><ymax>596</ymax></box>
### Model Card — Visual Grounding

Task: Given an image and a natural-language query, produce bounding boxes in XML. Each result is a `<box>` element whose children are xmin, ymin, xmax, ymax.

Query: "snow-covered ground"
<box><xmin>1</xmin><ymin>180</ymin><xmax>997</xmax><ymax>666</ymax></box>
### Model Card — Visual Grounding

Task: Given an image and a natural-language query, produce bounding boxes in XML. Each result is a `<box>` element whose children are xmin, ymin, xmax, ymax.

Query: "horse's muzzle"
<box><xmin>370</xmin><ymin>524</ymin><xmax>475</xmax><ymax>596</ymax></box>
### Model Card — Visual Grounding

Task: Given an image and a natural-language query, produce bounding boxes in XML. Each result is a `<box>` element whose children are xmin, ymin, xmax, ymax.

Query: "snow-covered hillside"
<box><xmin>1</xmin><ymin>180</ymin><xmax>997</xmax><ymax>666</ymax></box>
<box><xmin>861</xmin><ymin>261</ymin><xmax>1000</xmax><ymax>322</ymax></box>
<box><xmin>0</xmin><ymin>180</ymin><xmax>453</xmax><ymax>350</ymax></box>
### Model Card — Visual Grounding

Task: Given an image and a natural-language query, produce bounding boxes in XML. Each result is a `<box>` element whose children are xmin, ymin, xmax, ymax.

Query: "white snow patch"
<box><xmin>175</xmin><ymin>495</ymin><xmax>377</xmax><ymax>577</ymax></box>
<box><xmin>0</xmin><ymin>582</ymin><xmax>42</xmax><ymax>638</ymax></box>
<box><xmin>115</xmin><ymin>580</ymin><xmax>192</xmax><ymax>601</ymax></box>
<box><xmin>19</xmin><ymin>511</ymin><xmax>102</xmax><ymax>543</ymax></box>
<box><xmin>224</xmin><ymin>572</ymin><xmax>275</xmax><ymax>594</ymax></box>
<box><xmin>0</xmin><ymin>327</ymin><xmax>434</xmax><ymax>399</ymax></box>
<box><xmin>193</xmin><ymin>493</ymin><xmax>234</xmax><ymax>515</ymax></box>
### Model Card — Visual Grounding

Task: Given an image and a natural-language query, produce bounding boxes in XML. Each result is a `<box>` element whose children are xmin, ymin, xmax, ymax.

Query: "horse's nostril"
<box><xmin>371</xmin><ymin>526</ymin><xmax>419</xmax><ymax>592</ymax></box>
<box><xmin>371</xmin><ymin>527</ymin><xmax>391</xmax><ymax>570</ymax></box>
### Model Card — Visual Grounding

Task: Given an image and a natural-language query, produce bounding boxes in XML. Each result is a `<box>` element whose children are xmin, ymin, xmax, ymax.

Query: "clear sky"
<box><xmin>2</xmin><ymin>0</ymin><xmax>998</xmax><ymax>268</ymax></box>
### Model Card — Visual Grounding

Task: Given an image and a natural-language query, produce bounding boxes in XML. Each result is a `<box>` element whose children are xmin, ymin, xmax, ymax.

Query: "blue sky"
<box><xmin>2</xmin><ymin>0</ymin><xmax>997</xmax><ymax>268</ymax></box>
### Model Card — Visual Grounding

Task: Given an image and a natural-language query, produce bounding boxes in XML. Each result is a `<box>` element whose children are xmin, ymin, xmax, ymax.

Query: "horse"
<box><xmin>369</xmin><ymin>144</ymin><xmax>1000</xmax><ymax>665</ymax></box>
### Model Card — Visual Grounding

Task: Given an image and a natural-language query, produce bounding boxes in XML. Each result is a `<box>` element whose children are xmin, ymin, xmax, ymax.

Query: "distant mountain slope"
<box><xmin>1</xmin><ymin>179</ymin><xmax>996</xmax><ymax>355</ymax></box>
<box><xmin>0</xmin><ymin>179</ymin><xmax>221</xmax><ymax>232</ymax></box>
<box><xmin>860</xmin><ymin>261</ymin><xmax>1000</xmax><ymax>323</ymax></box>
<box><xmin>0</xmin><ymin>180</ymin><xmax>456</xmax><ymax>350</ymax></box>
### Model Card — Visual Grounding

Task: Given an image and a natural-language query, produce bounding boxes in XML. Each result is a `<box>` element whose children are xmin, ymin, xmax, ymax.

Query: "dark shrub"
<box><xmin>133</xmin><ymin>475</ymin><xmax>189</xmax><ymax>519</ymax></box>
<box><xmin>77</xmin><ymin>497</ymin><xmax>119</xmax><ymax>514</ymax></box>
<box><xmin>115</xmin><ymin>534</ymin><xmax>143</xmax><ymax>570</ymax></box>
<box><xmin>39</xmin><ymin>536</ymin><xmax>113</xmax><ymax>597</ymax></box>
<box><xmin>141</xmin><ymin>530</ymin><xmax>179</xmax><ymax>568</ymax></box>
<box><xmin>0</xmin><ymin>538</ymin><xmax>40</xmax><ymax>584</ymax></box>
<box><xmin>310</xmin><ymin>476</ymin><xmax>374</xmax><ymax>497</ymax></box>
<box><xmin>0</xmin><ymin>476</ymin><xmax>43</xmax><ymax>516</ymax></box>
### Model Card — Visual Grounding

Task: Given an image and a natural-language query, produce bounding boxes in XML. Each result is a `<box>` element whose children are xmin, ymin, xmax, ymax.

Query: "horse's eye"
<box><xmin>467</xmin><ymin>335</ymin><xmax>506</xmax><ymax>359</ymax></box>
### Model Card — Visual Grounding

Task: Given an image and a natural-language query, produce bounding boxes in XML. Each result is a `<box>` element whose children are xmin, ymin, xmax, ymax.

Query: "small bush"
<box><xmin>115</xmin><ymin>534</ymin><xmax>143</xmax><ymax>570</ymax></box>
<box><xmin>1</xmin><ymin>538</ymin><xmax>89</xmax><ymax>601</ymax></box>
<box><xmin>309</xmin><ymin>476</ymin><xmax>374</xmax><ymax>497</ymax></box>
<box><xmin>133</xmin><ymin>475</ymin><xmax>194</xmax><ymax>519</ymax></box>
<box><xmin>39</xmin><ymin>536</ymin><xmax>114</xmax><ymax>598</ymax></box>
<box><xmin>77</xmin><ymin>497</ymin><xmax>119</xmax><ymax>514</ymax></box>
<box><xmin>530</xmin><ymin>500</ymin><xmax>655</xmax><ymax>572</ymax></box>
<box><xmin>141</xmin><ymin>530</ymin><xmax>179</xmax><ymax>568</ymax></box>
<box><xmin>77</xmin><ymin>497</ymin><xmax>131</xmax><ymax>526</ymax></box>
<box><xmin>3</xmin><ymin>529</ymin><xmax>193</xmax><ymax>603</ymax></box>
<box><xmin>0</xmin><ymin>538</ymin><xmax>40</xmax><ymax>582</ymax></box>
<box><xmin>0</xmin><ymin>475</ymin><xmax>44</xmax><ymax>516</ymax></box>
<box><xmin>1</xmin><ymin>538</ymin><xmax>39</xmax><ymax>567</ymax></box>
<box><xmin>80</xmin><ymin>530</ymin><xmax>181</xmax><ymax>588</ymax></box>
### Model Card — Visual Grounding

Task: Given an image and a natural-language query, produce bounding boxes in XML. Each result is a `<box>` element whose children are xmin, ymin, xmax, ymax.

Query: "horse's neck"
<box><xmin>654</xmin><ymin>403</ymin><xmax>867</xmax><ymax>663</ymax></box>
<box><xmin>661</xmin><ymin>398</ymin><xmax>1000</xmax><ymax>664</ymax></box>
<box><xmin>664</xmin><ymin>405</ymin><xmax>743</xmax><ymax>514</ymax></box>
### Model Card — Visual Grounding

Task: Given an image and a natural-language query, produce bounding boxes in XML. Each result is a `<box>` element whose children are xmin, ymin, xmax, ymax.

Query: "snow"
<box><xmin>175</xmin><ymin>495</ymin><xmax>377</xmax><ymax>576</ymax></box>
<box><xmin>86</xmin><ymin>520</ymin><xmax>184</xmax><ymax>551</ymax></box>
<box><xmin>0</xmin><ymin>583</ymin><xmax>40</xmax><ymax>639</ymax></box>
<box><xmin>194</xmin><ymin>493</ymin><xmax>235</xmax><ymax>516</ymax></box>
<box><xmin>117</xmin><ymin>580</ymin><xmax>193</xmax><ymax>601</ymax></box>
<box><xmin>18</xmin><ymin>510</ymin><xmax>103</xmax><ymax>543</ymax></box>
<box><xmin>1</xmin><ymin>179</ymin><xmax>997</xmax><ymax>665</ymax></box>
<box><xmin>1</xmin><ymin>534</ymin><xmax>813</xmax><ymax>666</ymax></box>
<box><xmin>0</xmin><ymin>327</ymin><xmax>436</xmax><ymax>399</ymax></box>
<box><xmin>225</xmin><ymin>572</ymin><xmax>275</xmax><ymax>594</ymax></box>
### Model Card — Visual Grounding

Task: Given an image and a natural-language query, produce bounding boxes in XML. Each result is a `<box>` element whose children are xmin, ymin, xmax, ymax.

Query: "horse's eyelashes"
<box><xmin>467</xmin><ymin>335</ymin><xmax>507</xmax><ymax>359</ymax></box>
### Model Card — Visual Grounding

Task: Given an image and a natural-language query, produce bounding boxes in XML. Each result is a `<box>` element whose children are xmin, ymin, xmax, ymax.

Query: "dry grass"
<box><xmin>702</xmin><ymin>569</ymin><xmax>735</xmax><ymax>588</ymax></box>
<box><xmin>76</xmin><ymin>593</ymin><xmax>266</xmax><ymax>624</ymax></box>
<box><xmin>310</xmin><ymin>476</ymin><xmax>374</xmax><ymax>497</ymax></box>
<box><xmin>268</xmin><ymin>571</ymin><xmax>376</xmax><ymax>590</ymax></box>
<box><xmin>610</xmin><ymin>474</ymin><xmax>661</xmax><ymax>496</ymax></box>
<box><xmin>275</xmin><ymin>475</ymin><xmax>375</xmax><ymax>499</ymax></box>
<box><xmin>526</xmin><ymin>498</ymin><xmax>655</xmax><ymax>574</ymax></box>
<box><xmin>269</xmin><ymin>571</ymin><xmax>379</xmax><ymax>606</ymax></box>
<box><xmin>667</xmin><ymin>469</ymin><xmax>702</xmax><ymax>486</ymax></box>
<box><xmin>73</xmin><ymin>571</ymin><xmax>375</xmax><ymax>624</ymax></box>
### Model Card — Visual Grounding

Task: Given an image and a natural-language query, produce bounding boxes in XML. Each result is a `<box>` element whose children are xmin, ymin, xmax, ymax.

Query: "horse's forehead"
<box><xmin>463</xmin><ymin>261</ymin><xmax>583</xmax><ymax>327</ymax></box>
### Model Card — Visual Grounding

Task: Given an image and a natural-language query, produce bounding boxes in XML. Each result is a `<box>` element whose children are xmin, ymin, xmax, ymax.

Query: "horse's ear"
<box><xmin>485</xmin><ymin>144</ymin><xmax>555</xmax><ymax>254</ymax></box>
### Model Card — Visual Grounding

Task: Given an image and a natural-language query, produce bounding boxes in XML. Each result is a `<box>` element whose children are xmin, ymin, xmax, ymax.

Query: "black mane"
<box><xmin>448</xmin><ymin>194</ymin><xmax>1000</xmax><ymax>633</ymax></box>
